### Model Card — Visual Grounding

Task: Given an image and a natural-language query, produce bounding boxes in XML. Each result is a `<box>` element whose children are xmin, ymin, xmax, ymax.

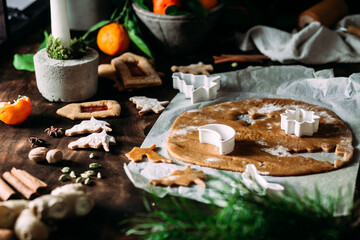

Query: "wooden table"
<box><xmin>1</xmin><ymin>19</ymin><xmax>360</xmax><ymax>239</ymax></box>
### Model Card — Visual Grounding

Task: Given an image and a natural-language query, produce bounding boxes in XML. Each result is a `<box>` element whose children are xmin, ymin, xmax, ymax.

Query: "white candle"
<box><xmin>50</xmin><ymin>0</ymin><xmax>71</xmax><ymax>48</ymax></box>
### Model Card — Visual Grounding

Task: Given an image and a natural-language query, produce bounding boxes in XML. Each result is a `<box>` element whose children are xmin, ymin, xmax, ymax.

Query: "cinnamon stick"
<box><xmin>10</xmin><ymin>168</ymin><xmax>48</xmax><ymax>194</ymax></box>
<box><xmin>0</xmin><ymin>178</ymin><xmax>16</xmax><ymax>201</ymax></box>
<box><xmin>2</xmin><ymin>172</ymin><xmax>35</xmax><ymax>200</ymax></box>
<box><xmin>213</xmin><ymin>54</ymin><xmax>269</xmax><ymax>64</ymax></box>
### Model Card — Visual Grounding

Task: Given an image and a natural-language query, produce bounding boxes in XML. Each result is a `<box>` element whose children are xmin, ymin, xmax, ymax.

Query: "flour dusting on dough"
<box><xmin>171</xmin><ymin>126</ymin><xmax>198</xmax><ymax>137</ymax></box>
<box><xmin>206</xmin><ymin>119</ymin><xmax>217</xmax><ymax>123</ymax></box>
<box><xmin>206</xmin><ymin>157</ymin><xmax>221</xmax><ymax>162</ymax></box>
<box><xmin>187</xmin><ymin>109</ymin><xmax>202</xmax><ymax>113</ymax></box>
<box><xmin>262</xmin><ymin>146</ymin><xmax>291</xmax><ymax>157</ymax></box>
<box><xmin>318</xmin><ymin>111</ymin><xmax>336</xmax><ymax>124</ymax></box>
<box><xmin>256</xmin><ymin>104</ymin><xmax>283</xmax><ymax>114</ymax></box>
<box><xmin>257</xmin><ymin>141</ymin><xmax>268</xmax><ymax>146</ymax></box>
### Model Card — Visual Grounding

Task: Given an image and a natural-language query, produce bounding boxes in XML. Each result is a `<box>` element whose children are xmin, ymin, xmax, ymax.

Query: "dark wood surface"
<box><xmin>1</xmin><ymin>14</ymin><xmax>360</xmax><ymax>240</ymax></box>
<box><xmin>0</xmin><ymin>24</ymin><xmax>179</xmax><ymax>239</ymax></box>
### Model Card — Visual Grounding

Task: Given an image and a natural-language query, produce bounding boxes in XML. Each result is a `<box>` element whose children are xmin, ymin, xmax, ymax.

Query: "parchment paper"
<box><xmin>124</xmin><ymin>65</ymin><xmax>360</xmax><ymax>216</ymax></box>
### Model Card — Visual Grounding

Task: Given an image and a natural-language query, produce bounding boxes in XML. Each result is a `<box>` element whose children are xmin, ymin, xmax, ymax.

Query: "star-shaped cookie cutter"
<box><xmin>280</xmin><ymin>109</ymin><xmax>320</xmax><ymax>137</ymax></box>
<box><xmin>172</xmin><ymin>72</ymin><xmax>221</xmax><ymax>104</ymax></box>
<box><xmin>198</xmin><ymin>124</ymin><xmax>235</xmax><ymax>155</ymax></box>
<box><xmin>242</xmin><ymin>164</ymin><xmax>284</xmax><ymax>193</ymax></box>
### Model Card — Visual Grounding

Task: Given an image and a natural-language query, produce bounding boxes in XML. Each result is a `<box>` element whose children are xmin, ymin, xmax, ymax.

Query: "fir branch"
<box><xmin>124</xmin><ymin>179</ymin><xmax>360</xmax><ymax>240</ymax></box>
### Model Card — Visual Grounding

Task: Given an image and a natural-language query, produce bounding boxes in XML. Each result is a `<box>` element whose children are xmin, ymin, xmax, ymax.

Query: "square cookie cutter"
<box><xmin>198</xmin><ymin>124</ymin><xmax>235</xmax><ymax>155</ymax></box>
<box><xmin>280</xmin><ymin>109</ymin><xmax>320</xmax><ymax>137</ymax></box>
<box><xmin>172</xmin><ymin>72</ymin><xmax>221</xmax><ymax>104</ymax></box>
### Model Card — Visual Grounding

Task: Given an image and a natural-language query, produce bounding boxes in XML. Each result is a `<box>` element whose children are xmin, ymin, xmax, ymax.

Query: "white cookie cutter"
<box><xmin>242</xmin><ymin>164</ymin><xmax>284</xmax><ymax>193</ymax></box>
<box><xmin>280</xmin><ymin>109</ymin><xmax>320</xmax><ymax>137</ymax></box>
<box><xmin>198</xmin><ymin>124</ymin><xmax>235</xmax><ymax>155</ymax></box>
<box><xmin>172</xmin><ymin>72</ymin><xmax>221</xmax><ymax>104</ymax></box>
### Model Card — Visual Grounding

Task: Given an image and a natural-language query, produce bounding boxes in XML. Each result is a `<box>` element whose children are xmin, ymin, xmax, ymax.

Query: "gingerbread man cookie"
<box><xmin>129</xmin><ymin>96</ymin><xmax>169</xmax><ymax>115</ymax></box>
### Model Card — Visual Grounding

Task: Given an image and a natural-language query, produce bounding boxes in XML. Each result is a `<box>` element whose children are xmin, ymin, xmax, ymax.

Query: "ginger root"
<box><xmin>3</xmin><ymin>183</ymin><xmax>94</xmax><ymax>240</ymax></box>
<box><xmin>14</xmin><ymin>209</ymin><xmax>49</xmax><ymax>240</ymax></box>
<box><xmin>0</xmin><ymin>200</ymin><xmax>28</xmax><ymax>228</ymax></box>
<box><xmin>28</xmin><ymin>195</ymin><xmax>67</xmax><ymax>220</ymax></box>
<box><xmin>50</xmin><ymin>183</ymin><xmax>94</xmax><ymax>217</ymax></box>
<box><xmin>29</xmin><ymin>183</ymin><xmax>94</xmax><ymax>220</ymax></box>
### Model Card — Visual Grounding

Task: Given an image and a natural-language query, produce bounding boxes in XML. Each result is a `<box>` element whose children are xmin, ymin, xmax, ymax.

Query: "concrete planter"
<box><xmin>34</xmin><ymin>48</ymin><xmax>99</xmax><ymax>102</ymax></box>
<box><xmin>132</xmin><ymin>3</ymin><xmax>224</xmax><ymax>54</ymax></box>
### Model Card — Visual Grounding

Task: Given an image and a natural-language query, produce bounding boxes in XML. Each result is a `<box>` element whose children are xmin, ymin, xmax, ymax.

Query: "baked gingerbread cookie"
<box><xmin>171</xmin><ymin>62</ymin><xmax>213</xmax><ymax>75</ymax></box>
<box><xmin>167</xmin><ymin>98</ymin><xmax>354</xmax><ymax>176</ymax></box>
<box><xmin>56</xmin><ymin>100</ymin><xmax>121</xmax><ymax>120</ymax></box>
<box><xmin>129</xmin><ymin>96</ymin><xmax>169</xmax><ymax>115</ymax></box>
<box><xmin>112</xmin><ymin>52</ymin><xmax>162</xmax><ymax>89</ymax></box>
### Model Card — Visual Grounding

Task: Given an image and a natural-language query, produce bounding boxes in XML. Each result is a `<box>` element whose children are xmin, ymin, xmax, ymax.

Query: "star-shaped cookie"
<box><xmin>68</xmin><ymin>130</ymin><xmax>116</xmax><ymax>152</ymax></box>
<box><xmin>150</xmin><ymin>165</ymin><xmax>207</xmax><ymax>187</ymax></box>
<box><xmin>129</xmin><ymin>96</ymin><xmax>169</xmax><ymax>115</ymax></box>
<box><xmin>65</xmin><ymin>117</ymin><xmax>112</xmax><ymax>136</ymax></box>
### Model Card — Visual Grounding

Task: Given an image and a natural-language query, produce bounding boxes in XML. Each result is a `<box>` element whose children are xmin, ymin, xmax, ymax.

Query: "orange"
<box><xmin>198</xmin><ymin>0</ymin><xmax>218</xmax><ymax>10</ymax></box>
<box><xmin>0</xmin><ymin>96</ymin><xmax>31</xmax><ymax>125</ymax></box>
<box><xmin>97</xmin><ymin>23</ymin><xmax>130</xmax><ymax>56</ymax></box>
<box><xmin>153</xmin><ymin>0</ymin><xmax>182</xmax><ymax>14</ymax></box>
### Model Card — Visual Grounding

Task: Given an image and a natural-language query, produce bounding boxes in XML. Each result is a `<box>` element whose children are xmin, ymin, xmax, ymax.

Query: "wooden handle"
<box><xmin>298</xmin><ymin>0</ymin><xmax>348</xmax><ymax>29</ymax></box>
<box><xmin>347</xmin><ymin>25</ymin><xmax>360</xmax><ymax>37</ymax></box>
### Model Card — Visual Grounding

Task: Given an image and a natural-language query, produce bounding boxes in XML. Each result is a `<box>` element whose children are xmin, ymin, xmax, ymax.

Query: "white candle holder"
<box><xmin>34</xmin><ymin>0</ymin><xmax>99</xmax><ymax>102</ymax></box>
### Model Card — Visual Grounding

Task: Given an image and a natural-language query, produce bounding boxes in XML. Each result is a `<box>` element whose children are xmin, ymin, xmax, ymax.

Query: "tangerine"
<box><xmin>198</xmin><ymin>0</ymin><xmax>218</xmax><ymax>10</ymax></box>
<box><xmin>97</xmin><ymin>23</ymin><xmax>130</xmax><ymax>56</ymax></box>
<box><xmin>0</xmin><ymin>96</ymin><xmax>31</xmax><ymax>125</ymax></box>
<box><xmin>153</xmin><ymin>0</ymin><xmax>182</xmax><ymax>14</ymax></box>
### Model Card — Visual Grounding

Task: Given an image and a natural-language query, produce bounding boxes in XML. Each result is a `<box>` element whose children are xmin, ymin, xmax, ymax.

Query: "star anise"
<box><xmin>45</xmin><ymin>126</ymin><xmax>64</xmax><ymax>138</ymax></box>
<box><xmin>29</xmin><ymin>137</ymin><xmax>46</xmax><ymax>148</ymax></box>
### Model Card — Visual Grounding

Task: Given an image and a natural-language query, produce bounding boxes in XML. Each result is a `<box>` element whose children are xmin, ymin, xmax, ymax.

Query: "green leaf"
<box><xmin>82</xmin><ymin>19</ymin><xmax>111</xmax><ymax>41</ymax></box>
<box><xmin>127</xmin><ymin>29</ymin><xmax>153</xmax><ymax>59</ymax></box>
<box><xmin>38</xmin><ymin>30</ymin><xmax>49</xmax><ymax>50</ymax></box>
<box><xmin>13</xmin><ymin>54</ymin><xmax>35</xmax><ymax>71</ymax></box>
<box><xmin>124</xmin><ymin>15</ymin><xmax>153</xmax><ymax>59</ymax></box>
<box><xmin>134</xmin><ymin>0</ymin><xmax>149</xmax><ymax>11</ymax></box>
<box><xmin>12</xmin><ymin>30</ymin><xmax>49</xmax><ymax>72</ymax></box>
<box><xmin>110</xmin><ymin>6</ymin><xmax>120</xmax><ymax>20</ymax></box>
<box><xmin>186</xmin><ymin>0</ymin><xmax>207</xmax><ymax>23</ymax></box>
<box><xmin>165</xmin><ymin>5</ymin><xmax>192</xmax><ymax>16</ymax></box>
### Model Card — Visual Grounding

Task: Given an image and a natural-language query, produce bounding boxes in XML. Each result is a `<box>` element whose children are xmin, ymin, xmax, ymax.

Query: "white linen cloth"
<box><xmin>236</xmin><ymin>15</ymin><xmax>360</xmax><ymax>64</ymax></box>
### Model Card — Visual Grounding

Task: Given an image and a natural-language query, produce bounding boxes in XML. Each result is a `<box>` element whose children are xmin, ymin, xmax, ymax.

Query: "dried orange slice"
<box><xmin>0</xmin><ymin>96</ymin><xmax>31</xmax><ymax>125</ymax></box>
